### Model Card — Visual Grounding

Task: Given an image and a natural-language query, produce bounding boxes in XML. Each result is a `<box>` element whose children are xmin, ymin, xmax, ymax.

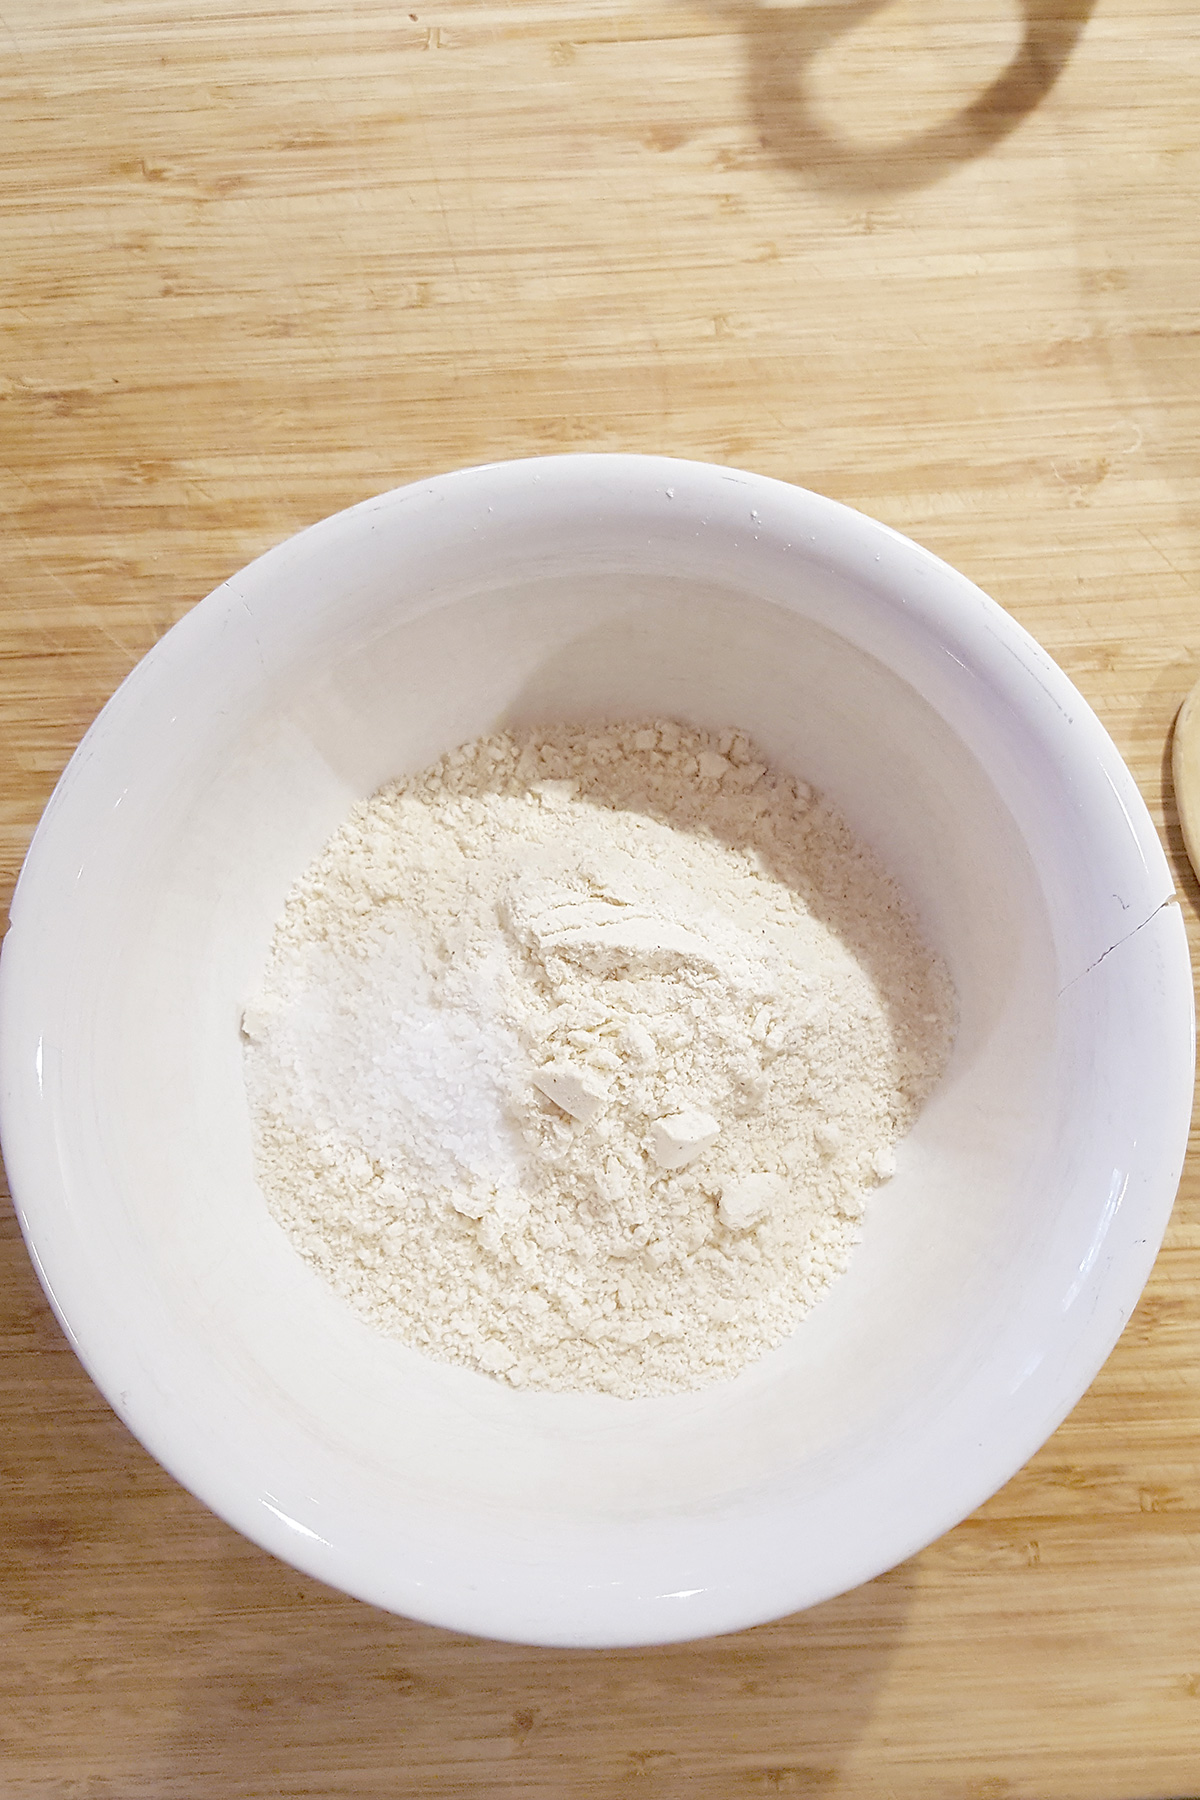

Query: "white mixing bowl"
<box><xmin>1</xmin><ymin>455</ymin><xmax>1192</xmax><ymax>1646</ymax></box>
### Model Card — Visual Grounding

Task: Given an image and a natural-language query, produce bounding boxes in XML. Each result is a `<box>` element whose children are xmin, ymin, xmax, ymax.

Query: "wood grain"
<box><xmin>3</xmin><ymin>0</ymin><xmax>1200</xmax><ymax>1794</ymax></box>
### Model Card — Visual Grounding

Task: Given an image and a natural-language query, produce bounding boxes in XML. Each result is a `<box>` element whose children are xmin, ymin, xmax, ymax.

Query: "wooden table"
<box><xmin>3</xmin><ymin>2</ymin><xmax>1199</xmax><ymax>1794</ymax></box>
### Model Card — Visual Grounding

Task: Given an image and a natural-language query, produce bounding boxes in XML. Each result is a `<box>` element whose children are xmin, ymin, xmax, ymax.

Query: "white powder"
<box><xmin>243</xmin><ymin>721</ymin><xmax>954</xmax><ymax>1397</ymax></box>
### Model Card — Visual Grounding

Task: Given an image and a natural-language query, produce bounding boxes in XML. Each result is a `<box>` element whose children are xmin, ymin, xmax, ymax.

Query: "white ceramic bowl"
<box><xmin>1</xmin><ymin>455</ymin><xmax>1192</xmax><ymax>1647</ymax></box>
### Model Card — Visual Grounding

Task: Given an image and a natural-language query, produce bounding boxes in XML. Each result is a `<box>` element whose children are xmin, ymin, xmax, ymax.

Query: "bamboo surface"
<box><xmin>2</xmin><ymin>1</ymin><xmax>1200</xmax><ymax>1794</ymax></box>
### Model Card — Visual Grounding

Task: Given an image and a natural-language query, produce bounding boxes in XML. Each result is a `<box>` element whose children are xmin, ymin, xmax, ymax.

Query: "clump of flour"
<box><xmin>243</xmin><ymin>721</ymin><xmax>954</xmax><ymax>1397</ymax></box>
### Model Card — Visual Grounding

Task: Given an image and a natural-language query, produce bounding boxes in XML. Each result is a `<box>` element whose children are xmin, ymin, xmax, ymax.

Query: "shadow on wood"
<box><xmin>0</xmin><ymin>1180</ymin><xmax>908</xmax><ymax>1798</ymax></box>
<box><xmin>141</xmin><ymin>1547</ymin><xmax>911</xmax><ymax>1798</ymax></box>
<box><xmin>712</xmin><ymin>0</ymin><xmax>1097</xmax><ymax>194</ymax></box>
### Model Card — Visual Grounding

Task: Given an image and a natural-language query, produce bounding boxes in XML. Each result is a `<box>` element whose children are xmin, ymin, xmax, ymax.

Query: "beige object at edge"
<box><xmin>1172</xmin><ymin>681</ymin><xmax>1200</xmax><ymax>884</ymax></box>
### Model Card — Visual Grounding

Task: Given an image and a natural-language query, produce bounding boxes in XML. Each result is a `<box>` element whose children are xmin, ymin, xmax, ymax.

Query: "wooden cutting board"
<box><xmin>2</xmin><ymin>1</ymin><xmax>1199</xmax><ymax>1795</ymax></box>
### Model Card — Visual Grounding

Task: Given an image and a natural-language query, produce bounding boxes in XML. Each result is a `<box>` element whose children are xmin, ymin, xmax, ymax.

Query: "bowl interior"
<box><xmin>2</xmin><ymin>458</ymin><xmax>1189</xmax><ymax>1645</ymax></box>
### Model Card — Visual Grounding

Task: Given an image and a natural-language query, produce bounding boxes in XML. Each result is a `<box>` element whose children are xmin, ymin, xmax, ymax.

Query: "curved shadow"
<box><xmin>712</xmin><ymin>0</ymin><xmax>1097</xmax><ymax>194</ymax></box>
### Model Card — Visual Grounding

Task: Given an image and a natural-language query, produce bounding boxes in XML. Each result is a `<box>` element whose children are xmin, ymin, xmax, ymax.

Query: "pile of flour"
<box><xmin>243</xmin><ymin>721</ymin><xmax>954</xmax><ymax>1397</ymax></box>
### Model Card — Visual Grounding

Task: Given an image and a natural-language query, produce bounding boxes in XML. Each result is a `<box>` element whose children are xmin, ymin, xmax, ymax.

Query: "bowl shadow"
<box><xmin>2</xmin><ymin>1173</ymin><xmax>911</xmax><ymax>1793</ymax></box>
<box><xmin>142</xmin><ymin>1524</ymin><xmax>913</xmax><ymax>1797</ymax></box>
